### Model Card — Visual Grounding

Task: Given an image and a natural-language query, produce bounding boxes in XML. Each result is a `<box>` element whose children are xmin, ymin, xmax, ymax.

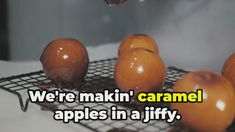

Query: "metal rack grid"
<box><xmin>0</xmin><ymin>58</ymin><xmax>234</xmax><ymax>132</ymax></box>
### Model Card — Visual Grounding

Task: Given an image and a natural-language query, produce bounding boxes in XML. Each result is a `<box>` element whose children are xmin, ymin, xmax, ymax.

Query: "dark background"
<box><xmin>0</xmin><ymin>0</ymin><xmax>9</xmax><ymax>60</ymax></box>
<box><xmin>0</xmin><ymin>0</ymin><xmax>235</xmax><ymax>72</ymax></box>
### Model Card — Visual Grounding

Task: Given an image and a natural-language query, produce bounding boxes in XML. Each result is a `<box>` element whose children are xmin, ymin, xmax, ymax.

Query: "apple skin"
<box><xmin>222</xmin><ymin>53</ymin><xmax>235</xmax><ymax>88</ymax></box>
<box><xmin>40</xmin><ymin>39</ymin><xmax>89</xmax><ymax>89</ymax></box>
<box><xmin>114</xmin><ymin>48</ymin><xmax>166</xmax><ymax>95</ymax></box>
<box><xmin>171</xmin><ymin>71</ymin><xmax>235</xmax><ymax>132</ymax></box>
<box><xmin>118</xmin><ymin>34</ymin><xmax>159</xmax><ymax>56</ymax></box>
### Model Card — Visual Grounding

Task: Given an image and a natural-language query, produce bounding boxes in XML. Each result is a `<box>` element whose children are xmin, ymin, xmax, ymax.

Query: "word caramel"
<box><xmin>138</xmin><ymin>89</ymin><xmax>203</xmax><ymax>103</ymax></box>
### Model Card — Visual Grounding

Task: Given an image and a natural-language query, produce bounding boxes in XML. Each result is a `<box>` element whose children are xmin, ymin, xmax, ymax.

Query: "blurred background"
<box><xmin>0</xmin><ymin>0</ymin><xmax>235</xmax><ymax>71</ymax></box>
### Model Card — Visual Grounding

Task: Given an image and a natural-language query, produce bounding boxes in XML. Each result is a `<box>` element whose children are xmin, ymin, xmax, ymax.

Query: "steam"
<box><xmin>149</xmin><ymin>0</ymin><xmax>235</xmax><ymax>71</ymax></box>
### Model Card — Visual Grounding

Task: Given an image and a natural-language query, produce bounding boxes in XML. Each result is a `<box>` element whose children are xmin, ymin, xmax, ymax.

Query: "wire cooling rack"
<box><xmin>0</xmin><ymin>58</ymin><xmax>234</xmax><ymax>132</ymax></box>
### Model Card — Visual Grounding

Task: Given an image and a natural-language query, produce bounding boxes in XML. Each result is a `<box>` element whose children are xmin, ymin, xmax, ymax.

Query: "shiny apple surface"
<box><xmin>171</xmin><ymin>71</ymin><xmax>235</xmax><ymax>132</ymax></box>
<box><xmin>40</xmin><ymin>39</ymin><xmax>89</xmax><ymax>88</ymax></box>
<box><xmin>118</xmin><ymin>34</ymin><xmax>159</xmax><ymax>56</ymax></box>
<box><xmin>114</xmin><ymin>48</ymin><xmax>166</xmax><ymax>95</ymax></box>
<box><xmin>222</xmin><ymin>53</ymin><xmax>235</xmax><ymax>88</ymax></box>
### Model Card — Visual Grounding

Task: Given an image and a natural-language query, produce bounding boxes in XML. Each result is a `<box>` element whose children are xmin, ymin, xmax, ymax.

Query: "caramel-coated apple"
<box><xmin>40</xmin><ymin>39</ymin><xmax>89</xmax><ymax>88</ymax></box>
<box><xmin>222</xmin><ymin>53</ymin><xmax>235</xmax><ymax>87</ymax></box>
<box><xmin>114</xmin><ymin>48</ymin><xmax>166</xmax><ymax>95</ymax></box>
<box><xmin>118</xmin><ymin>34</ymin><xmax>159</xmax><ymax>56</ymax></box>
<box><xmin>171</xmin><ymin>71</ymin><xmax>235</xmax><ymax>132</ymax></box>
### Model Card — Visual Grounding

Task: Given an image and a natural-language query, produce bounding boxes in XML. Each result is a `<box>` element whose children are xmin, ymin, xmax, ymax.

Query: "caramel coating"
<box><xmin>222</xmin><ymin>53</ymin><xmax>235</xmax><ymax>87</ymax></box>
<box><xmin>40</xmin><ymin>39</ymin><xmax>89</xmax><ymax>88</ymax></box>
<box><xmin>171</xmin><ymin>71</ymin><xmax>235</xmax><ymax>132</ymax></box>
<box><xmin>118</xmin><ymin>34</ymin><xmax>159</xmax><ymax>56</ymax></box>
<box><xmin>114</xmin><ymin>48</ymin><xmax>166</xmax><ymax>95</ymax></box>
